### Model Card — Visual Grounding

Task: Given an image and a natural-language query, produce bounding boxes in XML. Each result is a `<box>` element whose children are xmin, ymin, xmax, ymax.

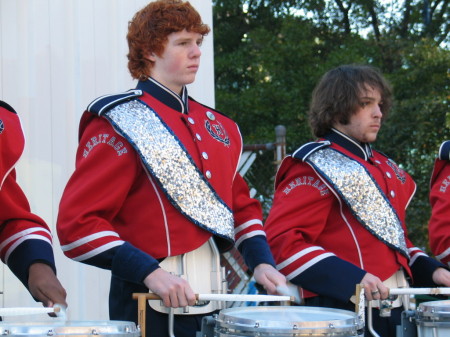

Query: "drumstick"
<box><xmin>132</xmin><ymin>292</ymin><xmax>292</xmax><ymax>337</ymax></box>
<box><xmin>140</xmin><ymin>293</ymin><xmax>293</xmax><ymax>302</ymax></box>
<box><xmin>197</xmin><ymin>293</ymin><xmax>293</xmax><ymax>302</ymax></box>
<box><xmin>0</xmin><ymin>306</ymin><xmax>61</xmax><ymax>317</ymax></box>
<box><xmin>389</xmin><ymin>287</ymin><xmax>450</xmax><ymax>296</ymax></box>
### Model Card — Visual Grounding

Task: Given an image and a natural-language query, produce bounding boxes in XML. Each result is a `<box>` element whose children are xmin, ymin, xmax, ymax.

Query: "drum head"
<box><xmin>216</xmin><ymin>306</ymin><xmax>363</xmax><ymax>336</ymax></box>
<box><xmin>0</xmin><ymin>320</ymin><xmax>140</xmax><ymax>337</ymax></box>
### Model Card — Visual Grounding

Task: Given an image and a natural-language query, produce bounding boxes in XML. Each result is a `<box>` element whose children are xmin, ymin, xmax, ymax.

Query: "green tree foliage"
<box><xmin>213</xmin><ymin>0</ymin><xmax>450</xmax><ymax>251</ymax></box>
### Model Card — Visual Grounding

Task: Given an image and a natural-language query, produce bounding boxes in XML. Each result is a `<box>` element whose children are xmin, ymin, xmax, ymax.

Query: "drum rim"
<box><xmin>417</xmin><ymin>300</ymin><xmax>450</xmax><ymax>318</ymax></box>
<box><xmin>0</xmin><ymin>320</ymin><xmax>140</xmax><ymax>334</ymax></box>
<box><xmin>216</xmin><ymin>306</ymin><xmax>363</xmax><ymax>333</ymax></box>
<box><xmin>0</xmin><ymin>321</ymin><xmax>137</xmax><ymax>326</ymax></box>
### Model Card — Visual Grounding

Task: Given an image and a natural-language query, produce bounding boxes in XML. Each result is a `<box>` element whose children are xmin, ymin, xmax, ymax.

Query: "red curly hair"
<box><xmin>127</xmin><ymin>0</ymin><xmax>210</xmax><ymax>80</ymax></box>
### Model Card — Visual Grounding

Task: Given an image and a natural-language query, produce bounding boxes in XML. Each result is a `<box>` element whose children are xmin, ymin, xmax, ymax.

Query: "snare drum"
<box><xmin>215</xmin><ymin>306</ymin><xmax>363</xmax><ymax>336</ymax></box>
<box><xmin>416</xmin><ymin>300</ymin><xmax>450</xmax><ymax>337</ymax></box>
<box><xmin>0</xmin><ymin>320</ymin><xmax>140</xmax><ymax>337</ymax></box>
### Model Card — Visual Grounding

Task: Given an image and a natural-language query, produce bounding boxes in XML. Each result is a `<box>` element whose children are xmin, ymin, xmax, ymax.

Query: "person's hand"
<box><xmin>432</xmin><ymin>267</ymin><xmax>450</xmax><ymax>286</ymax></box>
<box><xmin>28</xmin><ymin>263</ymin><xmax>67</xmax><ymax>309</ymax></box>
<box><xmin>143</xmin><ymin>268</ymin><xmax>196</xmax><ymax>308</ymax></box>
<box><xmin>252</xmin><ymin>263</ymin><xmax>287</xmax><ymax>295</ymax></box>
<box><xmin>360</xmin><ymin>272</ymin><xmax>389</xmax><ymax>301</ymax></box>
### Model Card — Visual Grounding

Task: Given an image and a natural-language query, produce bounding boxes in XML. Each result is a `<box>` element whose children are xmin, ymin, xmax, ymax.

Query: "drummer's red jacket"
<box><xmin>0</xmin><ymin>101</ymin><xmax>55</xmax><ymax>286</ymax></box>
<box><xmin>265</xmin><ymin>129</ymin><xmax>445</xmax><ymax>302</ymax></box>
<box><xmin>56</xmin><ymin>78</ymin><xmax>275</xmax><ymax>286</ymax></box>
<box><xmin>428</xmin><ymin>141</ymin><xmax>450</xmax><ymax>267</ymax></box>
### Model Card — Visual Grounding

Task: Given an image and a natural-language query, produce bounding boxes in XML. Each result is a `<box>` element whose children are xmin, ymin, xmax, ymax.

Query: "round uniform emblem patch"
<box><xmin>0</xmin><ymin>119</ymin><xmax>4</xmax><ymax>134</ymax></box>
<box><xmin>386</xmin><ymin>159</ymin><xmax>406</xmax><ymax>184</ymax></box>
<box><xmin>205</xmin><ymin>120</ymin><xmax>230</xmax><ymax>146</ymax></box>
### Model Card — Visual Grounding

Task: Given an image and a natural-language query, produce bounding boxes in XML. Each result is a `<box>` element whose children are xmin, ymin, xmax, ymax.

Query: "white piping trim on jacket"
<box><xmin>235</xmin><ymin>230</ymin><xmax>265</xmax><ymax>248</ymax></box>
<box><xmin>437</xmin><ymin>247</ymin><xmax>450</xmax><ymax>261</ymax></box>
<box><xmin>234</xmin><ymin>125</ymin><xmax>244</xmax><ymax>181</ymax></box>
<box><xmin>331</xmin><ymin>128</ymin><xmax>369</xmax><ymax>160</ymax></box>
<box><xmin>405</xmin><ymin>182</ymin><xmax>417</xmax><ymax>209</ymax></box>
<box><xmin>0</xmin><ymin>115</ymin><xmax>25</xmax><ymax>190</ymax></box>
<box><xmin>234</xmin><ymin>219</ymin><xmax>262</xmax><ymax>235</ymax></box>
<box><xmin>145</xmin><ymin>166</ymin><xmax>171</xmax><ymax>257</ymax></box>
<box><xmin>5</xmin><ymin>235</ymin><xmax>52</xmax><ymax>263</ymax></box>
<box><xmin>71</xmin><ymin>241</ymin><xmax>125</xmax><ymax>262</ymax></box>
<box><xmin>408</xmin><ymin>247</ymin><xmax>428</xmax><ymax>266</ymax></box>
<box><xmin>149</xmin><ymin>78</ymin><xmax>186</xmax><ymax>114</ymax></box>
<box><xmin>60</xmin><ymin>231</ymin><xmax>120</xmax><ymax>251</ymax></box>
<box><xmin>0</xmin><ymin>227</ymin><xmax>52</xmax><ymax>252</ymax></box>
<box><xmin>286</xmin><ymin>252</ymin><xmax>336</xmax><ymax>280</ymax></box>
<box><xmin>277</xmin><ymin>246</ymin><xmax>325</xmax><ymax>270</ymax></box>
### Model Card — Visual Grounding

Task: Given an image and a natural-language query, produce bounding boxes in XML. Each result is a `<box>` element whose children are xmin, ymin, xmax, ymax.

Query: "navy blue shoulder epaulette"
<box><xmin>87</xmin><ymin>89</ymin><xmax>143</xmax><ymax>116</ymax></box>
<box><xmin>438</xmin><ymin>141</ymin><xmax>450</xmax><ymax>161</ymax></box>
<box><xmin>292</xmin><ymin>141</ymin><xmax>331</xmax><ymax>162</ymax></box>
<box><xmin>0</xmin><ymin>101</ymin><xmax>17</xmax><ymax>114</ymax></box>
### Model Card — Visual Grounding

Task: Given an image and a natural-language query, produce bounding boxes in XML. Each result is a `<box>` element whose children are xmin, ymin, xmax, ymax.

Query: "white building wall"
<box><xmin>0</xmin><ymin>0</ymin><xmax>214</xmax><ymax>321</ymax></box>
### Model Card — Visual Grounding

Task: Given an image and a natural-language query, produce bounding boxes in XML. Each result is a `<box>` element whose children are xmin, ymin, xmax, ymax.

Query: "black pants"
<box><xmin>109</xmin><ymin>275</ymin><xmax>213</xmax><ymax>337</ymax></box>
<box><xmin>304</xmin><ymin>296</ymin><xmax>402</xmax><ymax>337</ymax></box>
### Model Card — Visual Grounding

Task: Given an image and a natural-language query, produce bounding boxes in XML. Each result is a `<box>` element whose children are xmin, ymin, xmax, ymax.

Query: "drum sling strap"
<box><xmin>103</xmin><ymin>100</ymin><xmax>235</xmax><ymax>243</ymax></box>
<box><xmin>306</xmin><ymin>147</ymin><xmax>409</xmax><ymax>258</ymax></box>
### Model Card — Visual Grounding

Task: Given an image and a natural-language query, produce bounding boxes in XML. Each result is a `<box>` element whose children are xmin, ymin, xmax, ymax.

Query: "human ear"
<box><xmin>146</xmin><ymin>52</ymin><xmax>156</xmax><ymax>62</ymax></box>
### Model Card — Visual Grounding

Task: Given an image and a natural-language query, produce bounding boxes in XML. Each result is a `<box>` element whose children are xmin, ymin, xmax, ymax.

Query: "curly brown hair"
<box><xmin>308</xmin><ymin>64</ymin><xmax>393</xmax><ymax>138</ymax></box>
<box><xmin>127</xmin><ymin>0</ymin><xmax>210</xmax><ymax>80</ymax></box>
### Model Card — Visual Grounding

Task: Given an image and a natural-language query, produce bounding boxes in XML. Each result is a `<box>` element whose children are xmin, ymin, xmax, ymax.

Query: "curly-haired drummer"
<box><xmin>56</xmin><ymin>1</ymin><xmax>286</xmax><ymax>336</ymax></box>
<box><xmin>264</xmin><ymin>64</ymin><xmax>450</xmax><ymax>337</ymax></box>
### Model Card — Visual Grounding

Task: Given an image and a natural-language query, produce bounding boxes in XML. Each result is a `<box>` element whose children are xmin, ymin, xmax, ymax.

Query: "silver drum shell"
<box><xmin>416</xmin><ymin>300</ymin><xmax>450</xmax><ymax>337</ymax></box>
<box><xmin>0</xmin><ymin>320</ymin><xmax>140</xmax><ymax>337</ymax></box>
<box><xmin>215</xmin><ymin>306</ymin><xmax>363</xmax><ymax>336</ymax></box>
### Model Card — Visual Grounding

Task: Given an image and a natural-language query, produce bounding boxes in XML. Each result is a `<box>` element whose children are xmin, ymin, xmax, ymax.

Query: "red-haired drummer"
<box><xmin>56</xmin><ymin>1</ymin><xmax>286</xmax><ymax>336</ymax></box>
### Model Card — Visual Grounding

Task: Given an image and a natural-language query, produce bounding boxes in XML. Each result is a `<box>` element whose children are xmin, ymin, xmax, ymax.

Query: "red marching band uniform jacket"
<box><xmin>265</xmin><ymin>129</ymin><xmax>444</xmax><ymax>302</ymax></box>
<box><xmin>0</xmin><ymin>101</ymin><xmax>55</xmax><ymax>287</ymax></box>
<box><xmin>56</xmin><ymin>78</ymin><xmax>274</xmax><ymax>289</ymax></box>
<box><xmin>429</xmin><ymin>140</ymin><xmax>450</xmax><ymax>267</ymax></box>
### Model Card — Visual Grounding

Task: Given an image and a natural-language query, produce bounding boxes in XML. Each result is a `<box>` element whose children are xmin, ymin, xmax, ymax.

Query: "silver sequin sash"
<box><xmin>104</xmin><ymin>100</ymin><xmax>234</xmax><ymax>242</ymax></box>
<box><xmin>307</xmin><ymin>148</ymin><xmax>409</xmax><ymax>257</ymax></box>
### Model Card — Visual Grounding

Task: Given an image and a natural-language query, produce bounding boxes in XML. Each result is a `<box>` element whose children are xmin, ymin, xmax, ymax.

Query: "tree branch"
<box><xmin>400</xmin><ymin>1</ymin><xmax>412</xmax><ymax>38</ymax></box>
<box><xmin>334</xmin><ymin>0</ymin><xmax>352</xmax><ymax>34</ymax></box>
<box><xmin>367</xmin><ymin>1</ymin><xmax>381</xmax><ymax>42</ymax></box>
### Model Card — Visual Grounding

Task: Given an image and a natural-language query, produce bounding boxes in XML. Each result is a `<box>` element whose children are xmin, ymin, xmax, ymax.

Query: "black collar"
<box><xmin>324</xmin><ymin>128</ymin><xmax>373</xmax><ymax>161</ymax></box>
<box><xmin>136</xmin><ymin>78</ymin><xmax>189</xmax><ymax>114</ymax></box>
